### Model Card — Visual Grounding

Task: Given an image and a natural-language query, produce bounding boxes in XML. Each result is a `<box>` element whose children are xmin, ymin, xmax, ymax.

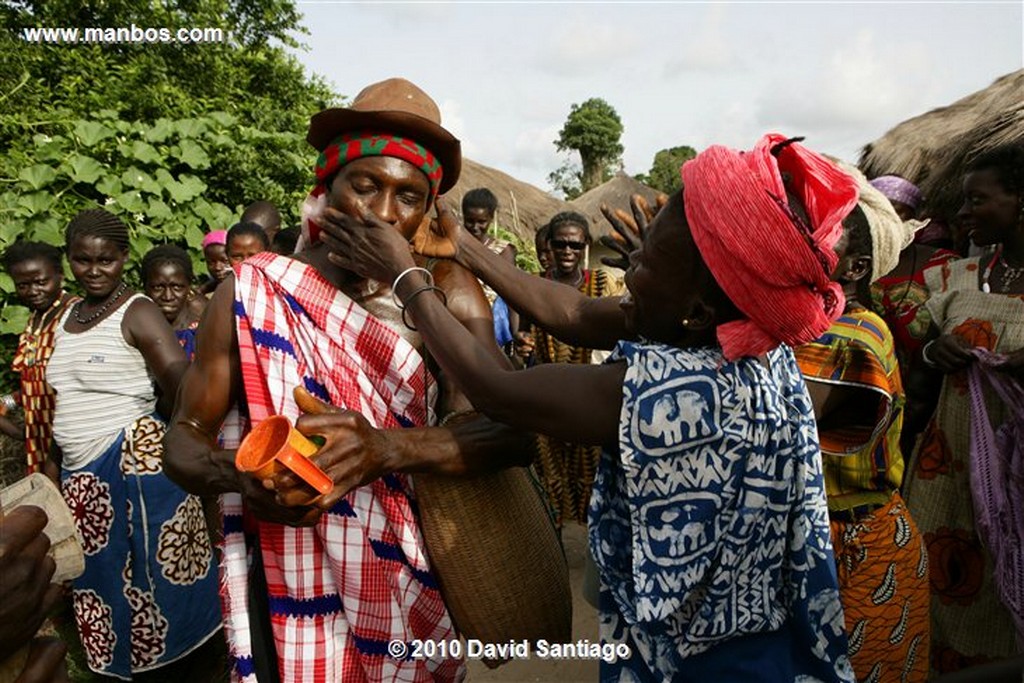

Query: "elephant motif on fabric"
<box><xmin>639</xmin><ymin>389</ymin><xmax>710</xmax><ymax>446</ymax></box>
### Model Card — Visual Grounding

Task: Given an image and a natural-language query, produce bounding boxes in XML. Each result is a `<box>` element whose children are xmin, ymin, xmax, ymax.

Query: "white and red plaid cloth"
<box><xmin>220</xmin><ymin>252</ymin><xmax>463</xmax><ymax>682</ymax></box>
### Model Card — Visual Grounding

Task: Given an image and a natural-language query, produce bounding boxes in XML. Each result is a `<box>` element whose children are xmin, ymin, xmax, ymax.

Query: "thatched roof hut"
<box><xmin>447</xmin><ymin>159</ymin><xmax>571</xmax><ymax>242</ymax></box>
<box><xmin>858</xmin><ymin>69</ymin><xmax>1024</xmax><ymax>220</ymax></box>
<box><xmin>569</xmin><ymin>173</ymin><xmax>662</xmax><ymax>240</ymax></box>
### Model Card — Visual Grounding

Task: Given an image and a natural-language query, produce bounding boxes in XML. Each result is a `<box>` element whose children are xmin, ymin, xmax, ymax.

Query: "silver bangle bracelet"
<box><xmin>391</xmin><ymin>267</ymin><xmax>433</xmax><ymax>308</ymax></box>
<box><xmin>921</xmin><ymin>340</ymin><xmax>938</xmax><ymax>368</ymax></box>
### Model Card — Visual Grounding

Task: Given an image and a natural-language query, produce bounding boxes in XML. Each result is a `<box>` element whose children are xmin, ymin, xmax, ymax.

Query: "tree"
<box><xmin>553</xmin><ymin>98</ymin><xmax>624</xmax><ymax>194</ymax></box>
<box><xmin>639</xmin><ymin>145</ymin><xmax>698</xmax><ymax>195</ymax></box>
<box><xmin>547</xmin><ymin>162</ymin><xmax>584</xmax><ymax>201</ymax></box>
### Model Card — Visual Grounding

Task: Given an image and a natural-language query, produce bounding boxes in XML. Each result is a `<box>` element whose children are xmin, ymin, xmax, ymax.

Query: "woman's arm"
<box><xmin>122</xmin><ymin>297</ymin><xmax>188</xmax><ymax>419</ymax></box>
<box><xmin>323</xmin><ymin>203</ymin><xmax>630</xmax><ymax>351</ymax></box>
<box><xmin>318</xmin><ymin>214</ymin><xmax>625</xmax><ymax>443</ymax></box>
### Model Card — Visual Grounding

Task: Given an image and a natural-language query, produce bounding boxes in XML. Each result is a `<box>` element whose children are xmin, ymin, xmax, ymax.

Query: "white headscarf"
<box><xmin>834</xmin><ymin>161</ymin><xmax>921</xmax><ymax>282</ymax></box>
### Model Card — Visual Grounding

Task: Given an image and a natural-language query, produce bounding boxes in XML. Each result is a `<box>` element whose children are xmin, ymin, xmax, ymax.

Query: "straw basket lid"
<box><xmin>307</xmin><ymin>78</ymin><xmax>462</xmax><ymax>194</ymax></box>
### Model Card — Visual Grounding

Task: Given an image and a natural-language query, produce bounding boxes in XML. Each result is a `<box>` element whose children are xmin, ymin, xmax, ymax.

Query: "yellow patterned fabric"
<box><xmin>795</xmin><ymin>308</ymin><xmax>906</xmax><ymax>512</ymax></box>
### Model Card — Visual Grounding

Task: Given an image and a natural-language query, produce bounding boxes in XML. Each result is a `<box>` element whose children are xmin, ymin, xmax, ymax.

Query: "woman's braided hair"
<box><xmin>65</xmin><ymin>209</ymin><xmax>130</xmax><ymax>252</ymax></box>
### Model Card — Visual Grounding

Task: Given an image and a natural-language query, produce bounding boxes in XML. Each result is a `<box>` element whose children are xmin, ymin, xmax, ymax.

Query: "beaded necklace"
<box><xmin>74</xmin><ymin>281</ymin><xmax>128</xmax><ymax>324</ymax></box>
<box><xmin>19</xmin><ymin>294</ymin><xmax>68</xmax><ymax>367</ymax></box>
<box><xmin>981</xmin><ymin>245</ymin><xmax>1024</xmax><ymax>294</ymax></box>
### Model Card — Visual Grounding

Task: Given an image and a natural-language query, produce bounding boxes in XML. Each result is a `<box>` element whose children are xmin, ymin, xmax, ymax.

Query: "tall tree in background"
<box><xmin>639</xmin><ymin>145</ymin><xmax>697</xmax><ymax>195</ymax></box>
<box><xmin>551</xmin><ymin>98</ymin><xmax>624</xmax><ymax>195</ymax></box>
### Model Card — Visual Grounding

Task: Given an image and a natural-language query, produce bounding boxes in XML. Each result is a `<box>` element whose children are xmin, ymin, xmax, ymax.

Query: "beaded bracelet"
<box><xmin>391</xmin><ymin>267</ymin><xmax>433</xmax><ymax>308</ymax></box>
<box><xmin>438</xmin><ymin>409</ymin><xmax>477</xmax><ymax>427</ymax></box>
<box><xmin>401</xmin><ymin>284</ymin><xmax>449</xmax><ymax>331</ymax></box>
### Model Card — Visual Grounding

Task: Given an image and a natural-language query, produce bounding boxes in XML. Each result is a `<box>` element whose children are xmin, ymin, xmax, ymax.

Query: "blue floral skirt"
<box><xmin>61</xmin><ymin>414</ymin><xmax>221</xmax><ymax>679</ymax></box>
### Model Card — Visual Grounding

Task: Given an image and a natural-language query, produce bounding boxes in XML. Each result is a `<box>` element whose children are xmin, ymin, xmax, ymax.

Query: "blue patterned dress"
<box><xmin>590</xmin><ymin>341</ymin><xmax>854</xmax><ymax>682</ymax></box>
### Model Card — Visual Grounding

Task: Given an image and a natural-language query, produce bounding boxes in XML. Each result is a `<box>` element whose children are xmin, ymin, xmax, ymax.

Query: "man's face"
<box><xmin>328</xmin><ymin>156</ymin><xmax>431</xmax><ymax>241</ymax></box>
<box><xmin>10</xmin><ymin>258</ymin><xmax>62</xmax><ymax>312</ymax></box>
<box><xmin>463</xmin><ymin>207</ymin><xmax>494</xmax><ymax>241</ymax></box>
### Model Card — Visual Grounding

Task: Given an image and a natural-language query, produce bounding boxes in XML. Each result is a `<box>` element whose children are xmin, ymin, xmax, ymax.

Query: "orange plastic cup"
<box><xmin>235</xmin><ymin>415</ymin><xmax>333</xmax><ymax>495</ymax></box>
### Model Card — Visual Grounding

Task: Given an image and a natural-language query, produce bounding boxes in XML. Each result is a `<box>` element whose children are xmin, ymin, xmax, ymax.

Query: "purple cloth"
<box><xmin>967</xmin><ymin>348</ymin><xmax>1024</xmax><ymax>645</ymax></box>
<box><xmin>869</xmin><ymin>175</ymin><xmax>923</xmax><ymax>209</ymax></box>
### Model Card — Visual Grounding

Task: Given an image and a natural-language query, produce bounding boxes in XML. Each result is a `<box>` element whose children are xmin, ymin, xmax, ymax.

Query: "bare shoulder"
<box><xmin>122</xmin><ymin>295</ymin><xmax>170</xmax><ymax>340</ymax></box>
<box><xmin>429</xmin><ymin>257</ymin><xmax>481</xmax><ymax>293</ymax></box>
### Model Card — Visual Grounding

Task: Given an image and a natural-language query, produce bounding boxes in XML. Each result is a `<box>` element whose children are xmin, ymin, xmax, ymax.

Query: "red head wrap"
<box><xmin>681</xmin><ymin>134</ymin><xmax>859</xmax><ymax>360</ymax></box>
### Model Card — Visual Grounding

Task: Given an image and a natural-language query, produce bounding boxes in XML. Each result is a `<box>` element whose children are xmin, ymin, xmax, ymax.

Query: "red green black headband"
<box><xmin>315</xmin><ymin>132</ymin><xmax>443</xmax><ymax>200</ymax></box>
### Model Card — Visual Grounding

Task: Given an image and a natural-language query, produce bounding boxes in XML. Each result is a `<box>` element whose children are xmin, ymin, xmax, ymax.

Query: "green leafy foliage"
<box><xmin>553</xmin><ymin>98</ymin><xmax>624</xmax><ymax>193</ymax></box>
<box><xmin>637</xmin><ymin>145</ymin><xmax>697</xmax><ymax>195</ymax></box>
<box><xmin>0</xmin><ymin>0</ymin><xmax>342</xmax><ymax>392</ymax></box>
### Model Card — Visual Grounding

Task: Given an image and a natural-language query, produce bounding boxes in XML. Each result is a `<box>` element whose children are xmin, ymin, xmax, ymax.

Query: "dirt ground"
<box><xmin>466</xmin><ymin>522</ymin><xmax>600</xmax><ymax>682</ymax></box>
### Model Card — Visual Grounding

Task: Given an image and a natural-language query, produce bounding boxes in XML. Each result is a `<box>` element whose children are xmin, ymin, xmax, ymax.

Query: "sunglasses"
<box><xmin>550</xmin><ymin>239</ymin><xmax>587</xmax><ymax>251</ymax></box>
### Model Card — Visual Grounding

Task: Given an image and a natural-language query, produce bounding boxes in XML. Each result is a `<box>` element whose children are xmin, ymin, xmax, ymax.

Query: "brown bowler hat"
<box><xmin>307</xmin><ymin>78</ymin><xmax>462</xmax><ymax>194</ymax></box>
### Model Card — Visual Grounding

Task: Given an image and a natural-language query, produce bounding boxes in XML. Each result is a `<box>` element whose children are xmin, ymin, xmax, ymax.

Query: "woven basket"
<box><xmin>413</xmin><ymin>466</ymin><xmax>572</xmax><ymax>647</ymax></box>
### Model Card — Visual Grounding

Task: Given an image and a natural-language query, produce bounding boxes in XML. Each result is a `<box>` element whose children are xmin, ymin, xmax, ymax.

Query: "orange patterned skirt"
<box><xmin>830</xmin><ymin>493</ymin><xmax>930</xmax><ymax>682</ymax></box>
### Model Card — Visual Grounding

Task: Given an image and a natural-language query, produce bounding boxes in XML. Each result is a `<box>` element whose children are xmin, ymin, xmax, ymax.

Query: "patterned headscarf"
<box><xmin>869</xmin><ymin>175</ymin><xmax>923</xmax><ymax>210</ymax></box>
<box><xmin>681</xmin><ymin>134</ymin><xmax>860</xmax><ymax>361</ymax></box>
<box><xmin>301</xmin><ymin>132</ymin><xmax>443</xmax><ymax>246</ymax></box>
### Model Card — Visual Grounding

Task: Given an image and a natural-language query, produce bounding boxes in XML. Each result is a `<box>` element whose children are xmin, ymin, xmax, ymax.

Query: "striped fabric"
<box><xmin>221</xmin><ymin>252</ymin><xmax>462</xmax><ymax>683</ymax></box>
<box><xmin>795</xmin><ymin>308</ymin><xmax>905</xmax><ymax>512</ymax></box>
<box><xmin>11</xmin><ymin>292</ymin><xmax>77</xmax><ymax>473</ymax></box>
<box><xmin>47</xmin><ymin>294</ymin><xmax>157</xmax><ymax>470</ymax></box>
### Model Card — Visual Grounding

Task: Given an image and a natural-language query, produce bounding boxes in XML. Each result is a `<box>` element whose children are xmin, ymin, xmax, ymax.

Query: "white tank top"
<box><xmin>48</xmin><ymin>294</ymin><xmax>157</xmax><ymax>470</ymax></box>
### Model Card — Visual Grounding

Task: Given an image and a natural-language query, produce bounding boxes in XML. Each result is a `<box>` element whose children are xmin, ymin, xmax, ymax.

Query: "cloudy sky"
<box><xmin>291</xmin><ymin>1</ymin><xmax>1023</xmax><ymax>192</ymax></box>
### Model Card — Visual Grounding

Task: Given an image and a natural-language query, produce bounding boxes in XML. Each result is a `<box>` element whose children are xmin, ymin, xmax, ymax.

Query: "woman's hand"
<box><xmin>319</xmin><ymin>207</ymin><xmax>417</xmax><ymax>284</ymax></box>
<box><xmin>598</xmin><ymin>193</ymin><xmax>665</xmax><ymax>271</ymax></box>
<box><xmin>925</xmin><ymin>334</ymin><xmax>976</xmax><ymax>374</ymax></box>
<box><xmin>268</xmin><ymin>387</ymin><xmax>394</xmax><ymax>511</ymax></box>
<box><xmin>411</xmin><ymin>199</ymin><xmax>462</xmax><ymax>259</ymax></box>
<box><xmin>513</xmin><ymin>331</ymin><xmax>535</xmax><ymax>360</ymax></box>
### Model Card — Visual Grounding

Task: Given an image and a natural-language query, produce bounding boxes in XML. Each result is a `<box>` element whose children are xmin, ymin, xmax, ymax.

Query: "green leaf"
<box><xmin>207</xmin><ymin>112</ymin><xmax>237</xmax><ymax>128</ymax></box>
<box><xmin>120</xmin><ymin>167</ymin><xmax>151</xmax><ymax>190</ymax></box>
<box><xmin>0</xmin><ymin>305</ymin><xmax>30</xmax><ymax>335</ymax></box>
<box><xmin>147</xmin><ymin>198</ymin><xmax>172</xmax><ymax>221</ymax></box>
<box><xmin>0</xmin><ymin>219</ymin><xmax>27</xmax><ymax>247</ymax></box>
<box><xmin>18</xmin><ymin>192</ymin><xmax>53</xmax><ymax>215</ymax></box>
<box><xmin>64</xmin><ymin>154</ymin><xmax>105</xmax><ymax>184</ymax></box>
<box><xmin>144</xmin><ymin>119</ymin><xmax>175</xmax><ymax>143</ymax></box>
<box><xmin>27</xmin><ymin>217</ymin><xmax>63</xmax><ymax>245</ymax></box>
<box><xmin>175</xmin><ymin>140</ymin><xmax>211</xmax><ymax>169</ymax></box>
<box><xmin>18</xmin><ymin>165</ymin><xmax>58</xmax><ymax>191</ymax></box>
<box><xmin>96</xmin><ymin>175</ymin><xmax>123</xmax><ymax>197</ymax></box>
<box><xmin>127</xmin><ymin>140</ymin><xmax>162</xmax><ymax>165</ymax></box>
<box><xmin>0</xmin><ymin>273</ymin><xmax>12</xmax><ymax>294</ymax></box>
<box><xmin>95</xmin><ymin>109</ymin><xmax>119</xmax><ymax>120</ymax></box>
<box><xmin>184</xmin><ymin>224</ymin><xmax>205</xmax><ymax>248</ymax></box>
<box><xmin>114</xmin><ymin>190</ymin><xmax>146</xmax><ymax>214</ymax></box>
<box><xmin>175</xmin><ymin>119</ymin><xmax>209</xmax><ymax>139</ymax></box>
<box><xmin>74</xmin><ymin>120</ymin><xmax>115</xmax><ymax>147</ymax></box>
<box><xmin>174</xmin><ymin>175</ymin><xmax>207</xmax><ymax>202</ymax></box>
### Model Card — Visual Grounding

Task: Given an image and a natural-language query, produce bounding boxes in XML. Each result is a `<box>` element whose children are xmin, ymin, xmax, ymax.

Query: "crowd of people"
<box><xmin>0</xmin><ymin>75</ymin><xmax>1022</xmax><ymax>683</ymax></box>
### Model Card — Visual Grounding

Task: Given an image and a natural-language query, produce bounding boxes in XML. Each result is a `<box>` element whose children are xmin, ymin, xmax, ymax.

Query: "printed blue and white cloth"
<box><xmin>590</xmin><ymin>341</ymin><xmax>854</xmax><ymax>682</ymax></box>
